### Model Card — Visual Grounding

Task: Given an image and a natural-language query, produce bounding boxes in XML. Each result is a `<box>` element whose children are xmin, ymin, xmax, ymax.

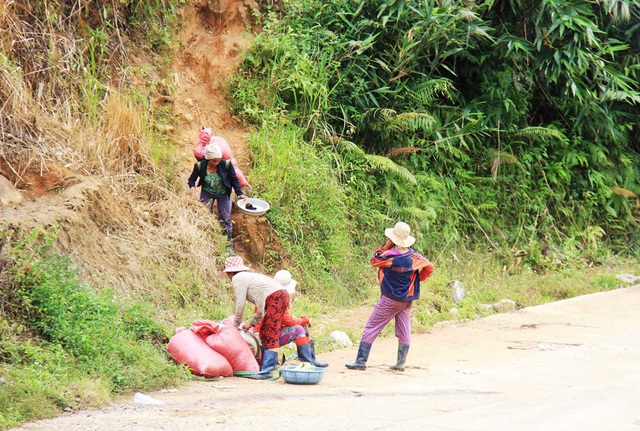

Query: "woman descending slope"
<box><xmin>188</xmin><ymin>142</ymin><xmax>247</xmax><ymax>246</ymax></box>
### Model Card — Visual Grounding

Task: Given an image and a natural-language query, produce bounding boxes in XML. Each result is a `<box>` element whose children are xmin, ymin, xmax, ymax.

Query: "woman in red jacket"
<box><xmin>253</xmin><ymin>270</ymin><xmax>328</xmax><ymax>368</ymax></box>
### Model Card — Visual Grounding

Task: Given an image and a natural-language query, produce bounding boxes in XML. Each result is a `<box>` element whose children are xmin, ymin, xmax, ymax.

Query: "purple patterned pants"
<box><xmin>361</xmin><ymin>295</ymin><xmax>413</xmax><ymax>345</ymax></box>
<box><xmin>278</xmin><ymin>325</ymin><xmax>308</xmax><ymax>346</ymax></box>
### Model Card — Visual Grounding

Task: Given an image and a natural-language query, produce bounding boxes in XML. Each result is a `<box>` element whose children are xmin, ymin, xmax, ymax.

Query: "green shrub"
<box><xmin>0</xmin><ymin>231</ymin><xmax>186</xmax><ymax>428</ymax></box>
<box><xmin>231</xmin><ymin>0</ymin><xmax>640</xmax><ymax>257</ymax></box>
<box><xmin>248</xmin><ymin>122</ymin><xmax>371</xmax><ymax>305</ymax></box>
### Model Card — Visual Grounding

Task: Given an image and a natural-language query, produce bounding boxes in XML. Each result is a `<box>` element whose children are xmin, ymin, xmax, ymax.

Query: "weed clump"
<box><xmin>0</xmin><ymin>231</ymin><xmax>186</xmax><ymax>429</ymax></box>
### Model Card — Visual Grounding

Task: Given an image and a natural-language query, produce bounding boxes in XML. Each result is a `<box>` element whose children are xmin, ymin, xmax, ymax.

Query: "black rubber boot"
<box><xmin>226</xmin><ymin>229</ymin><xmax>235</xmax><ymax>255</ymax></box>
<box><xmin>297</xmin><ymin>342</ymin><xmax>328</xmax><ymax>368</ymax></box>
<box><xmin>390</xmin><ymin>344</ymin><xmax>410</xmax><ymax>371</ymax></box>
<box><xmin>309</xmin><ymin>339</ymin><xmax>329</xmax><ymax>368</ymax></box>
<box><xmin>345</xmin><ymin>342</ymin><xmax>372</xmax><ymax>370</ymax></box>
<box><xmin>250</xmin><ymin>347</ymin><xmax>278</xmax><ymax>379</ymax></box>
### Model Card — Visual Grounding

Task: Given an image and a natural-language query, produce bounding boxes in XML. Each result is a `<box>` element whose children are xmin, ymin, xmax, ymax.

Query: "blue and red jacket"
<box><xmin>371</xmin><ymin>244</ymin><xmax>434</xmax><ymax>302</ymax></box>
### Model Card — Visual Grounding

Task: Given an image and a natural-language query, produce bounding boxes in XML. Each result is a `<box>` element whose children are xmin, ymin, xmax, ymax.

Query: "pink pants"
<box><xmin>361</xmin><ymin>295</ymin><xmax>413</xmax><ymax>345</ymax></box>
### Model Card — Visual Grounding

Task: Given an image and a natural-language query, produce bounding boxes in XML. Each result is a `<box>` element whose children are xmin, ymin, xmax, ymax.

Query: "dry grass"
<box><xmin>1</xmin><ymin>1</ymin><xmax>145</xmax><ymax>179</ymax></box>
<box><xmin>81</xmin><ymin>192</ymin><xmax>231</xmax><ymax>305</ymax></box>
<box><xmin>0</xmin><ymin>0</ymin><xmax>238</xmax><ymax>327</ymax></box>
<box><xmin>101</xmin><ymin>91</ymin><xmax>145</xmax><ymax>173</ymax></box>
<box><xmin>0</xmin><ymin>3</ymin><xmax>253</xmax><ymax>428</ymax></box>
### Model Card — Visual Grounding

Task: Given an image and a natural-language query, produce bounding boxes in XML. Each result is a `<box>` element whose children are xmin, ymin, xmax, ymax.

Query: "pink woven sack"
<box><xmin>166</xmin><ymin>327</ymin><xmax>233</xmax><ymax>377</ymax></box>
<box><xmin>192</xmin><ymin>320</ymin><xmax>259</xmax><ymax>372</ymax></box>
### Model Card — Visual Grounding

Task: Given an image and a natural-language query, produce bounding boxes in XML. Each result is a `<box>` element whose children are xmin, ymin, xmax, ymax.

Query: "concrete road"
<box><xmin>12</xmin><ymin>285</ymin><xmax>640</xmax><ymax>431</ymax></box>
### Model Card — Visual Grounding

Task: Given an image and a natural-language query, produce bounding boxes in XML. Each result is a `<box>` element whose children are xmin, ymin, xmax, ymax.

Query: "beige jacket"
<box><xmin>232</xmin><ymin>271</ymin><xmax>282</xmax><ymax>327</ymax></box>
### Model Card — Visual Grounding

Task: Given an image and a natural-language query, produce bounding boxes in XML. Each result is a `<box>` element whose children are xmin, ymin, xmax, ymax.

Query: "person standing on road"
<box><xmin>220</xmin><ymin>255</ymin><xmax>289</xmax><ymax>379</ymax></box>
<box><xmin>188</xmin><ymin>142</ymin><xmax>247</xmax><ymax>245</ymax></box>
<box><xmin>346</xmin><ymin>221</ymin><xmax>434</xmax><ymax>371</ymax></box>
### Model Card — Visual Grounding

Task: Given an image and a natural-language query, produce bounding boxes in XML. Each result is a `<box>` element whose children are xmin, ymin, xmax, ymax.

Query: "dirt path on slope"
<box><xmin>171</xmin><ymin>0</ymin><xmax>252</xmax><ymax>166</ymax></box>
<box><xmin>12</xmin><ymin>286</ymin><xmax>640</xmax><ymax>431</ymax></box>
<box><xmin>170</xmin><ymin>0</ymin><xmax>286</xmax><ymax>269</ymax></box>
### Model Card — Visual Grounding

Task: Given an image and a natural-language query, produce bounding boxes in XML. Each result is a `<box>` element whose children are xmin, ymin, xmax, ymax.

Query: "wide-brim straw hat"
<box><xmin>384</xmin><ymin>221</ymin><xmax>416</xmax><ymax>248</ymax></box>
<box><xmin>274</xmin><ymin>269</ymin><xmax>297</xmax><ymax>294</ymax></box>
<box><xmin>218</xmin><ymin>255</ymin><xmax>250</xmax><ymax>278</ymax></box>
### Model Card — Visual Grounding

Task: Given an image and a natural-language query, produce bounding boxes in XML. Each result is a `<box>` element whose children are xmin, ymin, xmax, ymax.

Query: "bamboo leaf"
<box><xmin>364</xmin><ymin>154</ymin><xmax>417</xmax><ymax>184</ymax></box>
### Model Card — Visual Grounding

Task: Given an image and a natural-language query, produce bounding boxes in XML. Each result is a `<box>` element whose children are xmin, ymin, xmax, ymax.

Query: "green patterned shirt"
<box><xmin>203</xmin><ymin>171</ymin><xmax>226</xmax><ymax>195</ymax></box>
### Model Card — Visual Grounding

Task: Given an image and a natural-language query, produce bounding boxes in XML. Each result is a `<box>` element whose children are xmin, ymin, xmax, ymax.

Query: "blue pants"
<box><xmin>200</xmin><ymin>191</ymin><xmax>232</xmax><ymax>232</ymax></box>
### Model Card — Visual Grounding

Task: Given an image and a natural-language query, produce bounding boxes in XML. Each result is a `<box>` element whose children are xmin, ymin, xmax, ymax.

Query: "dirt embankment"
<box><xmin>1</xmin><ymin>0</ymin><xmax>285</xmax><ymax>292</ymax></box>
<box><xmin>166</xmin><ymin>0</ymin><xmax>287</xmax><ymax>268</ymax></box>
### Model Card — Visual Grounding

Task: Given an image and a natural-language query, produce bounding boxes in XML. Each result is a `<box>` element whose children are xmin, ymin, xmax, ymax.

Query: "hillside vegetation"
<box><xmin>0</xmin><ymin>0</ymin><xmax>638</xmax><ymax>429</ymax></box>
<box><xmin>232</xmin><ymin>0</ymin><xmax>640</xmax><ymax>257</ymax></box>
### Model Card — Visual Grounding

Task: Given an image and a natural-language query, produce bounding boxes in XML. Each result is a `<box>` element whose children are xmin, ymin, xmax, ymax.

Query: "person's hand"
<box><xmin>237</xmin><ymin>194</ymin><xmax>248</xmax><ymax>201</ymax></box>
<box><xmin>242</xmin><ymin>322</ymin><xmax>253</xmax><ymax>331</ymax></box>
<box><xmin>300</xmin><ymin>316</ymin><xmax>311</xmax><ymax>327</ymax></box>
<box><xmin>188</xmin><ymin>187</ymin><xmax>197</xmax><ymax>198</ymax></box>
<box><xmin>379</xmin><ymin>238</ymin><xmax>394</xmax><ymax>251</ymax></box>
